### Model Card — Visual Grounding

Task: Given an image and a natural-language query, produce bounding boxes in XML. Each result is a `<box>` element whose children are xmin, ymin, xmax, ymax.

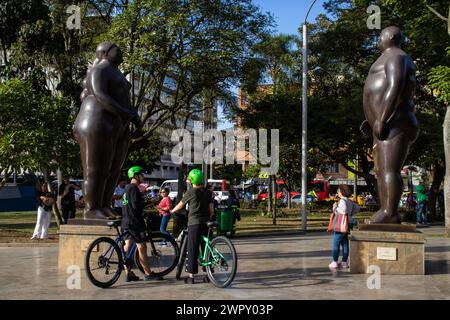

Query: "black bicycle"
<box><xmin>85</xmin><ymin>217</ymin><xmax>179</xmax><ymax>288</ymax></box>
<box><xmin>176</xmin><ymin>221</ymin><xmax>237</xmax><ymax>288</ymax></box>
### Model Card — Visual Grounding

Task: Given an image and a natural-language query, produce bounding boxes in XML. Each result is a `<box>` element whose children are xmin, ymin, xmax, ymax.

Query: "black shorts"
<box><xmin>124</xmin><ymin>228</ymin><xmax>147</xmax><ymax>244</ymax></box>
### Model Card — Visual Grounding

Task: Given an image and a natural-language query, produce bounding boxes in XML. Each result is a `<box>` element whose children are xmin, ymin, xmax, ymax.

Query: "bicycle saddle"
<box><xmin>107</xmin><ymin>220</ymin><xmax>121</xmax><ymax>227</ymax></box>
<box><xmin>207</xmin><ymin>221</ymin><xmax>219</xmax><ymax>228</ymax></box>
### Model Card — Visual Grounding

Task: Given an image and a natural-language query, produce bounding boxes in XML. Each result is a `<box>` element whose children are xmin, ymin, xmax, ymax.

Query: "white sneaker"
<box><xmin>328</xmin><ymin>261</ymin><xmax>339</xmax><ymax>269</ymax></box>
<box><xmin>340</xmin><ymin>261</ymin><xmax>349</xmax><ymax>269</ymax></box>
<box><xmin>30</xmin><ymin>236</ymin><xmax>38</xmax><ymax>240</ymax></box>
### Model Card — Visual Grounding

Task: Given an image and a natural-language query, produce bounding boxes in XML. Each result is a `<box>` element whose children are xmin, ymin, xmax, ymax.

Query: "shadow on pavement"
<box><xmin>425</xmin><ymin>259</ymin><xmax>450</xmax><ymax>275</ymax></box>
<box><xmin>237</xmin><ymin>250</ymin><xmax>332</xmax><ymax>260</ymax></box>
<box><xmin>230</xmin><ymin>266</ymin><xmax>351</xmax><ymax>289</ymax></box>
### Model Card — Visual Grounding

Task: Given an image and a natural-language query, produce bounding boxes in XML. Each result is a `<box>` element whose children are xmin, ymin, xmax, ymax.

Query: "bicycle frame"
<box><xmin>111</xmin><ymin>223</ymin><xmax>161</xmax><ymax>264</ymax></box>
<box><xmin>102</xmin><ymin>226</ymin><xmax>137</xmax><ymax>266</ymax></box>
<box><xmin>197</xmin><ymin>228</ymin><xmax>227</xmax><ymax>267</ymax></box>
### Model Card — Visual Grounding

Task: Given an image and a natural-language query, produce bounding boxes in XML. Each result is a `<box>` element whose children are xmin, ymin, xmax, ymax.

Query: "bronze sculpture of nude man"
<box><xmin>74</xmin><ymin>42</ymin><xmax>141</xmax><ymax>220</ymax></box>
<box><xmin>362</xmin><ymin>26</ymin><xmax>419</xmax><ymax>224</ymax></box>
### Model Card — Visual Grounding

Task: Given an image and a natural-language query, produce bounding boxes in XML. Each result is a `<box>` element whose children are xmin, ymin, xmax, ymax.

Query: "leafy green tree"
<box><xmin>93</xmin><ymin>0</ymin><xmax>273</xmax><ymax>186</ymax></box>
<box><xmin>428</xmin><ymin>46</ymin><xmax>450</xmax><ymax>233</ymax></box>
<box><xmin>0</xmin><ymin>79</ymin><xmax>80</xmax><ymax>186</ymax></box>
<box><xmin>428</xmin><ymin>47</ymin><xmax>450</xmax><ymax>106</ymax></box>
<box><xmin>101</xmin><ymin>0</ymin><xmax>271</xmax><ymax>142</ymax></box>
<box><xmin>243</xmin><ymin>34</ymin><xmax>299</xmax><ymax>93</ymax></box>
<box><xmin>243</xmin><ymin>164</ymin><xmax>261</xmax><ymax>180</ymax></box>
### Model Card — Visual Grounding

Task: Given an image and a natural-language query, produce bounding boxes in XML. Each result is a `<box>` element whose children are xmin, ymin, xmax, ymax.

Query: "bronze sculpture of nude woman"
<box><xmin>74</xmin><ymin>42</ymin><xmax>140</xmax><ymax>220</ymax></box>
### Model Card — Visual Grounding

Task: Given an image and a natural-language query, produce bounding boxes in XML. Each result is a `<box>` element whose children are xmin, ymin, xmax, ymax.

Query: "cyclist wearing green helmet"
<box><xmin>121</xmin><ymin>166</ymin><xmax>162</xmax><ymax>282</ymax></box>
<box><xmin>171</xmin><ymin>169</ymin><xmax>214</xmax><ymax>284</ymax></box>
<box><xmin>187</xmin><ymin>168</ymin><xmax>204</xmax><ymax>185</ymax></box>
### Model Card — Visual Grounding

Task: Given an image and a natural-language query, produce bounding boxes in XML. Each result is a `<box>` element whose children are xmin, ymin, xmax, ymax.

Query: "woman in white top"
<box><xmin>328</xmin><ymin>184</ymin><xmax>360</xmax><ymax>269</ymax></box>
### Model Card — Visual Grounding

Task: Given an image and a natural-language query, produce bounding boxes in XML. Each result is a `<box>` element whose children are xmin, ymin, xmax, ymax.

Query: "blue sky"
<box><xmin>253</xmin><ymin>0</ymin><xmax>328</xmax><ymax>35</ymax></box>
<box><xmin>218</xmin><ymin>0</ymin><xmax>328</xmax><ymax>130</ymax></box>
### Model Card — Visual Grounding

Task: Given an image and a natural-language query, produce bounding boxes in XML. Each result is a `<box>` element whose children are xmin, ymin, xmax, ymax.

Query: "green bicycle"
<box><xmin>175</xmin><ymin>221</ymin><xmax>237</xmax><ymax>288</ymax></box>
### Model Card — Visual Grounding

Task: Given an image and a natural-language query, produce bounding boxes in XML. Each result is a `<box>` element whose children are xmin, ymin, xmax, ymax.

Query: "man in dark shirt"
<box><xmin>58</xmin><ymin>176</ymin><xmax>80</xmax><ymax>224</ymax></box>
<box><xmin>171</xmin><ymin>169</ymin><xmax>214</xmax><ymax>284</ymax></box>
<box><xmin>227</xmin><ymin>189</ymin><xmax>241</xmax><ymax>222</ymax></box>
<box><xmin>122</xmin><ymin>166</ymin><xmax>162</xmax><ymax>282</ymax></box>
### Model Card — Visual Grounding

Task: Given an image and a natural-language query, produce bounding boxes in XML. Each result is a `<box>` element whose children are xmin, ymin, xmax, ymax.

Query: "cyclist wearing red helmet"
<box><xmin>171</xmin><ymin>169</ymin><xmax>214</xmax><ymax>284</ymax></box>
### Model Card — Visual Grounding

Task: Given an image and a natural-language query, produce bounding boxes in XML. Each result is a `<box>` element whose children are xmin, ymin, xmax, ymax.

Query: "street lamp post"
<box><xmin>301</xmin><ymin>0</ymin><xmax>318</xmax><ymax>231</ymax></box>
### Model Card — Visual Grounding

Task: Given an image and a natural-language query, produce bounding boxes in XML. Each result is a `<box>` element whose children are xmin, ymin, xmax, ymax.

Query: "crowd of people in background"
<box><xmin>30</xmin><ymin>171</ymin><xmax>444</xmax><ymax>245</ymax></box>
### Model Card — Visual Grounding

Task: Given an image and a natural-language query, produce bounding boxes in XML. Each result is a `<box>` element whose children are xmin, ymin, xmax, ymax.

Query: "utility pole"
<box><xmin>354</xmin><ymin>156</ymin><xmax>358</xmax><ymax>201</ymax></box>
<box><xmin>210</xmin><ymin>101</ymin><xmax>214</xmax><ymax>180</ymax></box>
<box><xmin>301</xmin><ymin>0</ymin><xmax>318</xmax><ymax>232</ymax></box>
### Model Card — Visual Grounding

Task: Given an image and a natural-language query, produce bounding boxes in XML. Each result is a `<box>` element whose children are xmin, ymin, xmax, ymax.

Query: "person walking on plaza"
<box><xmin>157</xmin><ymin>187</ymin><xmax>173</xmax><ymax>243</ymax></box>
<box><xmin>31</xmin><ymin>182</ymin><xmax>54</xmax><ymax>240</ymax></box>
<box><xmin>122</xmin><ymin>166</ymin><xmax>162</xmax><ymax>282</ymax></box>
<box><xmin>227</xmin><ymin>189</ymin><xmax>241</xmax><ymax>223</ymax></box>
<box><xmin>112</xmin><ymin>178</ymin><xmax>127</xmax><ymax>216</ymax></box>
<box><xmin>58</xmin><ymin>176</ymin><xmax>80</xmax><ymax>223</ymax></box>
<box><xmin>327</xmin><ymin>184</ymin><xmax>359</xmax><ymax>270</ymax></box>
<box><xmin>416</xmin><ymin>184</ymin><xmax>429</xmax><ymax>225</ymax></box>
<box><xmin>170</xmin><ymin>169</ymin><xmax>214</xmax><ymax>284</ymax></box>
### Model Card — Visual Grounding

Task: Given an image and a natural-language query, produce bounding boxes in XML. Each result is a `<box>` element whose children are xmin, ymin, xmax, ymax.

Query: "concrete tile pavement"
<box><xmin>0</xmin><ymin>228</ymin><xmax>449</xmax><ymax>300</ymax></box>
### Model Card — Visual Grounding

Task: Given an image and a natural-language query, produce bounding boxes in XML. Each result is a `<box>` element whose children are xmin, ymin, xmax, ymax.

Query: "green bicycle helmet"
<box><xmin>127</xmin><ymin>166</ymin><xmax>144</xmax><ymax>179</ymax></box>
<box><xmin>187</xmin><ymin>169</ymin><xmax>204</xmax><ymax>185</ymax></box>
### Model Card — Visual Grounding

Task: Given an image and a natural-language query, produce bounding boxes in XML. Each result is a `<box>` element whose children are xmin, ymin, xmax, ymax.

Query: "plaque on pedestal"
<box><xmin>349</xmin><ymin>224</ymin><xmax>425</xmax><ymax>275</ymax></box>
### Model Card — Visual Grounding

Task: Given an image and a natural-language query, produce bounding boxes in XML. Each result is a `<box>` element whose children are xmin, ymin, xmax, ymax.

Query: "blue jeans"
<box><xmin>332</xmin><ymin>232</ymin><xmax>349</xmax><ymax>262</ymax></box>
<box><xmin>160</xmin><ymin>215</ymin><xmax>171</xmax><ymax>238</ymax></box>
<box><xmin>416</xmin><ymin>201</ymin><xmax>428</xmax><ymax>224</ymax></box>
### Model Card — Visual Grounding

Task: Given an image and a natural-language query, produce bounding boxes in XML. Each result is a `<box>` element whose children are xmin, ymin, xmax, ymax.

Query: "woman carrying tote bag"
<box><xmin>327</xmin><ymin>184</ymin><xmax>360</xmax><ymax>270</ymax></box>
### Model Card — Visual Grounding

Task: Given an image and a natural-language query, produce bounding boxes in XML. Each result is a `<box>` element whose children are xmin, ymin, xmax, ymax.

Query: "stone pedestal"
<box><xmin>58</xmin><ymin>220</ymin><xmax>117</xmax><ymax>272</ymax></box>
<box><xmin>349</xmin><ymin>224</ymin><xmax>425</xmax><ymax>275</ymax></box>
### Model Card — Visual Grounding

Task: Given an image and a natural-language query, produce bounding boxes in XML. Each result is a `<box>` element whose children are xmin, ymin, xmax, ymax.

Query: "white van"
<box><xmin>160</xmin><ymin>180</ymin><xmax>179</xmax><ymax>201</ymax></box>
<box><xmin>207</xmin><ymin>179</ymin><xmax>230</xmax><ymax>203</ymax></box>
<box><xmin>160</xmin><ymin>179</ymin><xmax>230</xmax><ymax>203</ymax></box>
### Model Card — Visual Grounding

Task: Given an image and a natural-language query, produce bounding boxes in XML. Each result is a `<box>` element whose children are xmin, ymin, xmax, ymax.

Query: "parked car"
<box><xmin>257</xmin><ymin>190</ymin><xmax>300</xmax><ymax>202</ymax></box>
<box><xmin>291</xmin><ymin>194</ymin><xmax>316</xmax><ymax>204</ymax></box>
<box><xmin>160</xmin><ymin>180</ymin><xmax>179</xmax><ymax>200</ymax></box>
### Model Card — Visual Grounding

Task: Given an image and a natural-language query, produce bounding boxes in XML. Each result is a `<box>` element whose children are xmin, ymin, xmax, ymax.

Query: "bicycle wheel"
<box><xmin>175</xmin><ymin>231</ymin><xmax>188</xmax><ymax>280</ymax></box>
<box><xmin>85</xmin><ymin>237</ymin><xmax>123</xmax><ymax>288</ymax></box>
<box><xmin>206</xmin><ymin>236</ymin><xmax>237</xmax><ymax>288</ymax></box>
<box><xmin>134</xmin><ymin>232</ymin><xmax>179</xmax><ymax>277</ymax></box>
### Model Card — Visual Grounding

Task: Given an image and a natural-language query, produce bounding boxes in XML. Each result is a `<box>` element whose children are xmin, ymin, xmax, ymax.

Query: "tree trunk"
<box><xmin>443</xmin><ymin>107</ymin><xmax>450</xmax><ymax>235</ymax></box>
<box><xmin>0</xmin><ymin>167</ymin><xmax>13</xmax><ymax>190</ymax></box>
<box><xmin>41</xmin><ymin>169</ymin><xmax>63</xmax><ymax>227</ymax></box>
<box><xmin>428</xmin><ymin>160</ymin><xmax>445</xmax><ymax>218</ymax></box>
<box><xmin>287</xmin><ymin>186</ymin><xmax>292</xmax><ymax>209</ymax></box>
<box><xmin>52</xmin><ymin>205</ymin><xmax>63</xmax><ymax>228</ymax></box>
<box><xmin>358</xmin><ymin>151</ymin><xmax>378</xmax><ymax>201</ymax></box>
<box><xmin>267</xmin><ymin>176</ymin><xmax>272</xmax><ymax>215</ymax></box>
<box><xmin>272</xmin><ymin>176</ymin><xmax>276</xmax><ymax>225</ymax></box>
<box><xmin>173</xmin><ymin>161</ymin><xmax>186</xmax><ymax>236</ymax></box>
<box><xmin>1</xmin><ymin>37</ymin><xmax>8</xmax><ymax>66</ymax></box>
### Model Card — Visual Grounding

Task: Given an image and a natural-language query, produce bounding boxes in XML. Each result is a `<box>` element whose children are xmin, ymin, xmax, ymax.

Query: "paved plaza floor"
<box><xmin>1</xmin><ymin>227</ymin><xmax>449</xmax><ymax>300</ymax></box>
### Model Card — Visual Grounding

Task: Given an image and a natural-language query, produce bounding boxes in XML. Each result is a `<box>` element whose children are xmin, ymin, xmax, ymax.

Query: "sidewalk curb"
<box><xmin>231</xmin><ymin>228</ymin><xmax>328</xmax><ymax>239</ymax></box>
<box><xmin>0</xmin><ymin>242</ymin><xmax>58</xmax><ymax>248</ymax></box>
